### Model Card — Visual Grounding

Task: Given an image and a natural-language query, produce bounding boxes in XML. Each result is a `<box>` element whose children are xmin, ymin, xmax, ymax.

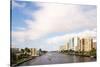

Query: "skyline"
<box><xmin>11</xmin><ymin>1</ymin><xmax>97</xmax><ymax>51</ymax></box>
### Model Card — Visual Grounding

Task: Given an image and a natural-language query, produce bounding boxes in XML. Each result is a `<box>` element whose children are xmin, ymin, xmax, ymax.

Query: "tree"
<box><xmin>39</xmin><ymin>49</ymin><xmax>42</xmax><ymax>56</ymax></box>
<box><xmin>21</xmin><ymin>49</ymin><xmax>25</xmax><ymax>54</ymax></box>
<box><xmin>25</xmin><ymin>47</ymin><xmax>31</xmax><ymax>56</ymax></box>
<box><xmin>90</xmin><ymin>48</ymin><xmax>96</xmax><ymax>57</ymax></box>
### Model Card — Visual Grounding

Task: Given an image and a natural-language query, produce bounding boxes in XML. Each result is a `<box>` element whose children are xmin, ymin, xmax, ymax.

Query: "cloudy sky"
<box><xmin>11</xmin><ymin>1</ymin><xmax>97</xmax><ymax>51</ymax></box>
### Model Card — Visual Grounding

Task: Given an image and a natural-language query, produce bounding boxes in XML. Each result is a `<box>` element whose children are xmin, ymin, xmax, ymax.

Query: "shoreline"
<box><xmin>11</xmin><ymin>56</ymin><xmax>37</xmax><ymax>67</ymax></box>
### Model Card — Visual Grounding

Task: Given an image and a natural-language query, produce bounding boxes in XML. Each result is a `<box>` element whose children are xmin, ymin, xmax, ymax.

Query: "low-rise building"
<box><xmin>30</xmin><ymin>48</ymin><xmax>39</xmax><ymax>56</ymax></box>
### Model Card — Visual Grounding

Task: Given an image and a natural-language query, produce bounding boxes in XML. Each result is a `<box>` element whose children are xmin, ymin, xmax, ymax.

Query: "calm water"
<box><xmin>18</xmin><ymin>52</ymin><xmax>96</xmax><ymax>66</ymax></box>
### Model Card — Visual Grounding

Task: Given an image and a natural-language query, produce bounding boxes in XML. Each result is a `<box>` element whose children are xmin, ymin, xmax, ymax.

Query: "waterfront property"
<box><xmin>59</xmin><ymin>35</ymin><xmax>96</xmax><ymax>57</ymax></box>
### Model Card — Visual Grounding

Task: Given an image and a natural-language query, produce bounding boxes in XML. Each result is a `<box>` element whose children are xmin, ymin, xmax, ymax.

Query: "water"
<box><xmin>18</xmin><ymin>51</ymin><xmax>96</xmax><ymax>66</ymax></box>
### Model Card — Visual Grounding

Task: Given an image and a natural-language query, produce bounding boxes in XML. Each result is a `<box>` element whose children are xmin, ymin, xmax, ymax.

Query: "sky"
<box><xmin>11</xmin><ymin>0</ymin><xmax>97</xmax><ymax>51</ymax></box>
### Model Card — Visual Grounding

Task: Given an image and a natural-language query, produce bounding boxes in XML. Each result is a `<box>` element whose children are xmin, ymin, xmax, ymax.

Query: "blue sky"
<box><xmin>12</xmin><ymin>1</ymin><xmax>40</xmax><ymax>31</ymax></box>
<box><xmin>12</xmin><ymin>1</ymin><xmax>97</xmax><ymax>51</ymax></box>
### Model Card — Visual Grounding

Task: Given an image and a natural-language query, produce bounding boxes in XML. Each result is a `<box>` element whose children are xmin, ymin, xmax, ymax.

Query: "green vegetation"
<box><xmin>38</xmin><ymin>49</ymin><xmax>47</xmax><ymax>56</ymax></box>
<box><xmin>90</xmin><ymin>48</ymin><xmax>96</xmax><ymax>57</ymax></box>
<box><xmin>60</xmin><ymin>48</ymin><xmax>96</xmax><ymax>58</ymax></box>
<box><xmin>11</xmin><ymin>47</ymin><xmax>31</xmax><ymax>66</ymax></box>
<box><xmin>11</xmin><ymin>47</ymin><xmax>48</xmax><ymax>66</ymax></box>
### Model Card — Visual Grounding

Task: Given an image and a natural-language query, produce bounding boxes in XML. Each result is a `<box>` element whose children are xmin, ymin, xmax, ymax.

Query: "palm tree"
<box><xmin>21</xmin><ymin>49</ymin><xmax>25</xmax><ymax>54</ymax></box>
<box><xmin>25</xmin><ymin>47</ymin><xmax>31</xmax><ymax>56</ymax></box>
<box><xmin>39</xmin><ymin>49</ymin><xmax>42</xmax><ymax>56</ymax></box>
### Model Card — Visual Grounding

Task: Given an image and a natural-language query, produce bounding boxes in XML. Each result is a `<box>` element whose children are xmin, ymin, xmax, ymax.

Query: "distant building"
<box><xmin>68</xmin><ymin>39</ymin><xmax>71</xmax><ymax>50</ymax></box>
<box><xmin>71</xmin><ymin>37</ymin><xmax>74</xmax><ymax>50</ymax></box>
<box><xmin>66</xmin><ymin>42</ymin><xmax>69</xmax><ymax>50</ymax></box>
<box><xmin>80</xmin><ymin>38</ymin><xmax>85</xmax><ymax>51</ymax></box>
<box><xmin>93</xmin><ymin>42</ymin><xmax>96</xmax><ymax>49</ymax></box>
<box><xmin>59</xmin><ymin>35</ymin><xmax>95</xmax><ymax>52</ymax></box>
<box><xmin>59</xmin><ymin>44</ymin><xmax>68</xmax><ymax>52</ymax></box>
<box><xmin>68</xmin><ymin>37</ymin><xmax>74</xmax><ymax>50</ymax></box>
<box><xmin>30</xmin><ymin>48</ymin><xmax>39</xmax><ymax>56</ymax></box>
<box><xmin>84</xmin><ymin>37</ymin><xmax>93</xmax><ymax>51</ymax></box>
<box><xmin>59</xmin><ymin>45</ymin><xmax>65</xmax><ymax>51</ymax></box>
<box><xmin>68</xmin><ymin>37</ymin><xmax>80</xmax><ymax>51</ymax></box>
<box><xmin>74</xmin><ymin>37</ymin><xmax>80</xmax><ymax>51</ymax></box>
<box><xmin>75</xmin><ymin>44</ymin><xmax>80</xmax><ymax>51</ymax></box>
<box><xmin>78</xmin><ymin>36</ymin><xmax>93</xmax><ymax>52</ymax></box>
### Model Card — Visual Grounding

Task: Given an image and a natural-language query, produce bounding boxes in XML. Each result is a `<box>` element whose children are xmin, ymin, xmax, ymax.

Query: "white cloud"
<box><xmin>46</xmin><ymin>29</ymin><xmax>96</xmax><ymax>46</ymax></box>
<box><xmin>12</xmin><ymin>0</ymin><xmax>26</xmax><ymax>8</ymax></box>
<box><xmin>12</xmin><ymin>2</ymin><xmax>96</xmax><ymax>43</ymax></box>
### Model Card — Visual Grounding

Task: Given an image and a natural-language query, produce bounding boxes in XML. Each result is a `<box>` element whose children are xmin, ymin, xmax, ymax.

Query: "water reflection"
<box><xmin>19</xmin><ymin>52</ymin><xmax>96</xmax><ymax>66</ymax></box>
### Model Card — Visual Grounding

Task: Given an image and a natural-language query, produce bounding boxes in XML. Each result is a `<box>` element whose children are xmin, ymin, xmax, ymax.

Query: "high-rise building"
<box><xmin>72</xmin><ymin>37</ymin><xmax>74</xmax><ymax>50</ymax></box>
<box><xmin>59</xmin><ymin>35</ymin><xmax>94</xmax><ymax>52</ymax></box>
<box><xmin>84</xmin><ymin>37</ymin><xmax>93</xmax><ymax>51</ymax></box>
<box><xmin>75</xmin><ymin>44</ymin><xmax>80</xmax><ymax>51</ymax></box>
<box><xmin>74</xmin><ymin>37</ymin><xmax>80</xmax><ymax>51</ymax></box>
<box><xmin>68</xmin><ymin>37</ymin><xmax>74</xmax><ymax>50</ymax></box>
<box><xmin>79</xmin><ymin>37</ymin><xmax>93</xmax><ymax>52</ymax></box>
<box><xmin>68</xmin><ymin>37</ymin><xmax>80</xmax><ymax>51</ymax></box>
<box><xmin>66</xmin><ymin>42</ymin><xmax>69</xmax><ymax>50</ymax></box>
<box><xmin>93</xmin><ymin>42</ymin><xmax>96</xmax><ymax>49</ymax></box>
<box><xmin>80</xmin><ymin>38</ymin><xmax>85</xmax><ymax>51</ymax></box>
<box><xmin>68</xmin><ymin>39</ymin><xmax>71</xmax><ymax>50</ymax></box>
